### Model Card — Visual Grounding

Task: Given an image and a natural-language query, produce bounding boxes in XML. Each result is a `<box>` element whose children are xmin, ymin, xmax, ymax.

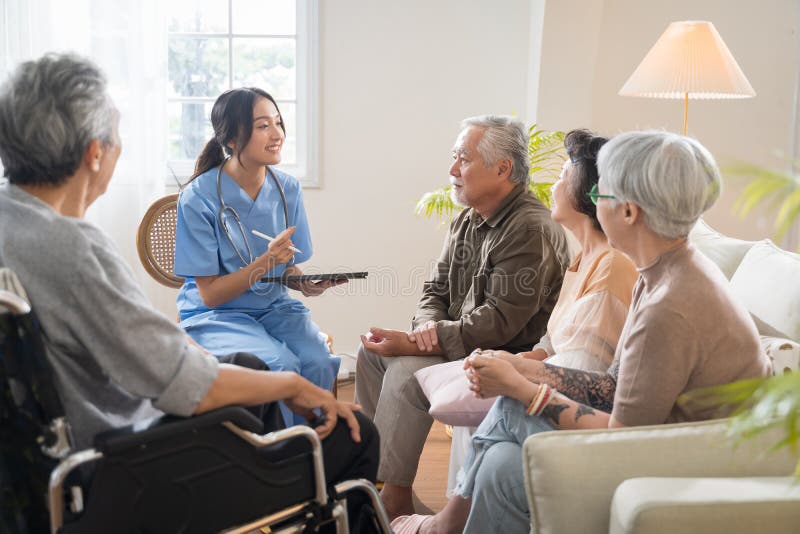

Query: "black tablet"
<box><xmin>260</xmin><ymin>271</ymin><xmax>369</xmax><ymax>283</ymax></box>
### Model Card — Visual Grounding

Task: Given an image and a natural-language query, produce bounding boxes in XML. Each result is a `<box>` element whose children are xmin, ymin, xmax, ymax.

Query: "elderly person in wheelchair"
<box><xmin>0</xmin><ymin>53</ymin><xmax>386</xmax><ymax>533</ymax></box>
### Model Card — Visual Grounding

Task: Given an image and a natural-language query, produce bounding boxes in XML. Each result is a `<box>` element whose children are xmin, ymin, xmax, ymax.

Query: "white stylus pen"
<box><xmin>251</xmin><ymin>229</ymin><xmax>303</xmax><ymax>254</ymax></box>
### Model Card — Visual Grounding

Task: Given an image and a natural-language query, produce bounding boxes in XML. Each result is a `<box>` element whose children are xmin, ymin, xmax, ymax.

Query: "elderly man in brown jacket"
<box><xmin>355</xmin><ymin>115</ymin><xmax>571</xmax><ymax>519</ymax></box>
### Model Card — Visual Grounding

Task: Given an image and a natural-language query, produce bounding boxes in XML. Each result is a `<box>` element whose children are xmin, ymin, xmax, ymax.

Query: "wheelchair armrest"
<box><xmin>93</xmin><ymin>405</ymin><xmax>263</xmax><ymax>455</ymax></box>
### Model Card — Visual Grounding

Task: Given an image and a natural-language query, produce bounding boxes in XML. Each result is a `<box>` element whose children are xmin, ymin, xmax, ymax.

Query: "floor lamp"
<box><xmin>619</xmin><ymin>20</ymin><xmax>755</xmax><ymax>135</ymax></box>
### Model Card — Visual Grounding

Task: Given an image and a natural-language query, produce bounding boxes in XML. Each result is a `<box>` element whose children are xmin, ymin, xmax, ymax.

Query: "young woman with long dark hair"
<box><xmin>174</xmin><ymin>88</ymin><xmax>342</xmax><ymax>425</ymax></box>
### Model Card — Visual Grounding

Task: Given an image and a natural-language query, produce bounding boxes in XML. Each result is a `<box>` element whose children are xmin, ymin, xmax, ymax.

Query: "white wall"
<box><xmin>535</xmin><ymin>0</ymin><xmax>799</xmax><ymax>243</ymax></box>
<box><xmin>296</xmin><ymin>0</ymin><xmax>534</xmax><ymax>360</ymax></box>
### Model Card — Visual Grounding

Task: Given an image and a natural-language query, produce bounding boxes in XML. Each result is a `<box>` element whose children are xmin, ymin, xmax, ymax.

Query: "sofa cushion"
<box><xmin>609</xmin><ymin>476</ymin><xmax>800</xmax><ymax>534</ymax></box>
<box><xmin>729</xmin><ymin>242</ymin><xmax>800</xmax><ymax>342</ymax></box>
<box><xmin>688</xmin><ymin>219</ymin><xmax>760</xmax><ymax>280</ymax></box>
<box><xmin>415</xmin><ymin>359</ymin><xmax>496</xmax><ymax>426</ymax></box>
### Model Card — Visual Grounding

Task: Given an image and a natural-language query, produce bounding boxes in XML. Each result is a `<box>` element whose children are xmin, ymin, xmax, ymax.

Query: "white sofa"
<box><xmin>522</xmin><ymin>220</ymin><xmax>800</xmax><ymax>534</ymax></box>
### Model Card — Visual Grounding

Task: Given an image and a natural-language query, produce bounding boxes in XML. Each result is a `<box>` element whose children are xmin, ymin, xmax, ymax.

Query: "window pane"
<box><xmin>278</xmin><ymin>102</ymin><xmax>296</xmax><ymax>165</ymax></box>
<box><xmin>169</xmin><ymin>37</ymin><xmax>229</xmax><ymax>98</ymax></box>
<box><xmin>168</xmin><ymin>0</ymin><xmax>229</xmax><ymax>33</ymax></box>
<box><xmin>232</xmin><ymin>0</ymin><xmax>296</xmax><ymax>35</ymax></box>
<box><xmin>232</xmin><ymin>38</ymin><xmax>296</xmax><ymax>100</ymax></box>
<box><xmin>168</xmin><ymin>102</ymin><xmax>214</xmax><ymax>161</ymax></box>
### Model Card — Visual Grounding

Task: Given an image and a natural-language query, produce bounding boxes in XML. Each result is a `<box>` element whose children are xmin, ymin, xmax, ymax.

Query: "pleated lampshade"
<box><xmin>619</xmin><ymin>20</ymin><xmax>755</xmax><ymax>100</ymax></box>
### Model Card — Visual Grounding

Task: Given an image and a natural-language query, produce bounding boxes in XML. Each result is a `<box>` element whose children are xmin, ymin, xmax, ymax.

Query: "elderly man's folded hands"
<box><xmin>360</xmin><ymin>325</ymin><xmax>446</xmax><ymax>357</ymax></box>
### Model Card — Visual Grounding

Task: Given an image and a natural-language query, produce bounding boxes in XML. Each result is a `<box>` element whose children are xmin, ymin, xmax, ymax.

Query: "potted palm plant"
<box><xmin>415</xmin><ymin>125</ymin><xmax>566</xmax><ymax>219</ymax></box>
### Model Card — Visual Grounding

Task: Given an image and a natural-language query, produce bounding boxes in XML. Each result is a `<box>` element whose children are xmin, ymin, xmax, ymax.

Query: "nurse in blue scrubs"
<box><xmin>174</xmin><ymin>87</ymin><xmax>342</xmax><ymax>425</ymax></box>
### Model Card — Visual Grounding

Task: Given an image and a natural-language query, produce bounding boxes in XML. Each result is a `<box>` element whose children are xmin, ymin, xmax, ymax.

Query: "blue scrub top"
<box><xmin>174</xmin><ymin>165</ymin><xmax>313</xmax><ymax>318</ymax></box>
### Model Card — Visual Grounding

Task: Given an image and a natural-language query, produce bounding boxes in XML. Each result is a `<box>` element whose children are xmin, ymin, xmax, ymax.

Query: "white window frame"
<box><xmin>166</xmin><ymin>0</ymin><xmax>319</xmax><ymax>188</ymax></box>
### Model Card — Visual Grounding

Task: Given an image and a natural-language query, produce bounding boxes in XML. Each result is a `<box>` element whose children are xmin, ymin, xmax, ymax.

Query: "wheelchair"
<box><xmin>0</xmin><ymin>269</ymin><xmax>391</xmax><ymax>534</ymax></box>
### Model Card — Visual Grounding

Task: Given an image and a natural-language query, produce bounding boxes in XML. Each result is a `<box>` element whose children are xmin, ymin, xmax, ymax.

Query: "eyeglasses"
<box><xmin>586</xmin><ymin>184</ymin><xmax>616</xmax><ymax>206</ymax></box>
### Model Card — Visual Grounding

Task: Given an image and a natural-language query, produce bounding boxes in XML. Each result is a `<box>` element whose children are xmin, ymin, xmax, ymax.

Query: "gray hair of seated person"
<box><xmin>0</xmin><ymin>53</ymin><xmax>116</xmax><ymax>187</ymax></box>
<box><xmin>596</xmin><ymin>130</ymin><xmax>721</xmax><ymax>239</ymax></box>
<box><xmin>461</xmin><ymin>115</ymin><xmax>530</xmax><ymax>187</ymax></box>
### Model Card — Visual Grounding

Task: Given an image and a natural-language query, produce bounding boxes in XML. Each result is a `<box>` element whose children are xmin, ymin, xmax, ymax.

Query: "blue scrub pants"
<box><xmin>181</xmin><ymin>297</ymin><xmax>340</xmax><ymax>426</ymax></box>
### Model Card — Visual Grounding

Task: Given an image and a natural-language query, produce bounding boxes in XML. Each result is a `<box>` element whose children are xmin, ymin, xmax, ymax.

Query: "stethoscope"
<box><xmin>216</xmin><ymin>155</ymin><xmax>290</xmax><ymax>266</ymax></box>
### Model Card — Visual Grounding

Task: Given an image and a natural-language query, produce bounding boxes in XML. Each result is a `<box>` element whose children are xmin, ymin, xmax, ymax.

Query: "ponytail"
<box><xmin>188</xmin><ymin>138</ymin><xmax>226</xmax><ymax>182</ymax></box>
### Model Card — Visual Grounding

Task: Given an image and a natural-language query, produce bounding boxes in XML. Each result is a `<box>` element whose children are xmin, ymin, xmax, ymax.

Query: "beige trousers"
<box><xmin>354</xmin><ymin>343</ymin><xmax>447</xmax><ymax>486</ymax></box>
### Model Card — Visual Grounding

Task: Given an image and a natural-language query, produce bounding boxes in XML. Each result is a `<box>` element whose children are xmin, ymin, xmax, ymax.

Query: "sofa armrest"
<box><xmin>609</xmin><ymin>476</ymin><xmax>800</xmax><ymax>534</ymax></box>
<box><xmin>522</xmin><ymin>419</ymin><xmax>796</xmax><ymax>534</ymax></box>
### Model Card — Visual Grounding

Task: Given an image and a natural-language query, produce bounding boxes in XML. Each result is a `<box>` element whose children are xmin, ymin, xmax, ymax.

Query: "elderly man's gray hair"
<box><xmin>597</xmin><ymin>130</ymin><xmax>721</xmax><ymax>239</ymax></box>
<box><xmin>461</xmin><ymin>115</ymin><xmax>530</xmax><ymax>187</ymax></box>
<box><xmin>0</xmin><ymin>53</ymin><xmax>116</xmax><ymax>187</ymax></box>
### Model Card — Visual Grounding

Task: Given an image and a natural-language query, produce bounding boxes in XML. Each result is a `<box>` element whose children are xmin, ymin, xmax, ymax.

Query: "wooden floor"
<box><xmin>339</xmin><ymin>381</ymin><xmax>451</xmax><ymax>513</ymax></box>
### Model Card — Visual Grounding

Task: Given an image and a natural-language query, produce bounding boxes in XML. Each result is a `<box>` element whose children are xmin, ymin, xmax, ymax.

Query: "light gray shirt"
<box><xmin>0</xmin><ymin>184</ymin><xmax>218</xmax><ymax>449</ymax></box>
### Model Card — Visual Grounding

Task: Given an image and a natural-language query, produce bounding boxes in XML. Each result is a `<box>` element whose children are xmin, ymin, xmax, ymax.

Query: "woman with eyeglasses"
<box><xmin>392</xmin><ymin>130</ymin><xmax>771</xmax><ymax>534</ymax></box>
<box><xmin>174</xmin><ymin>88</ymin><xmax>342</xmax><ymax>426</ymax></box>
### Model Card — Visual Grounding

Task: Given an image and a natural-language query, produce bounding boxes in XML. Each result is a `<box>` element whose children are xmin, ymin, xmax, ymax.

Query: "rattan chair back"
<box><xmin>136</xmin><ymin>194</ymin><xmax>185</xmax><ymax>289</ymax></box>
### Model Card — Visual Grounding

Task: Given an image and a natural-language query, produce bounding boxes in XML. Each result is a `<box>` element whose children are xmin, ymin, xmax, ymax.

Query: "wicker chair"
<box><xmin>136</xmin><ymin>193</ymin><xmax>184</xmax><ymax>289</ymax></box>
<box><xmin>136</xmin><ymin>194</ymin><xmax>338</xmax><ymax>394</ymax></box>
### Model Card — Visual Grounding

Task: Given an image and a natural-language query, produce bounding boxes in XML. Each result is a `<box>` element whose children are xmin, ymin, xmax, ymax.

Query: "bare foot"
<box><xmin>390</xmin><ymin>496</ymin><xmax>470</xmax><ymax>533</ymax></box>
<box><xmin>433</xmin><ymin>495</ymin><xmax>471</xmax><ymax>534</ymax></box>
<box><xmin>391</xmin><ymin>514</ymin><xmax>435</xmax><ymax>534</ymax></box>
<box><xmin>419</xmin><ymin>514</ymin><xmax>439</xmax><ymax>534</ymax></box>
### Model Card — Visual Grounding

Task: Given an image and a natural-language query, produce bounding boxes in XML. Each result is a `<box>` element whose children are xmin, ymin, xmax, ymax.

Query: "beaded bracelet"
<box><xmin>532</xmin><ymin>384</ymin><xmax>550</xmax><ymax>415</ymax></box>
<box><xmin>526</xmin><ymin>384</ymin><xmax>556</xmax><ymax>416</ymax></box>
<box><xmin>526</xmin><ymin>384</ymin><xmax>545</xmax><ymax>416</ymax></box>
<box><xmin>535</xmin><ymin>386</ymin><xmax>553</xmax><ymax>416</ymax></box>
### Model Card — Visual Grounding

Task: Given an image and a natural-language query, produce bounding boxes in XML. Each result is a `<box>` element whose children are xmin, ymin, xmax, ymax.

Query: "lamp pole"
<box><xmin>683</xmin><ymin>92</ymin><xmax>689</xmax><ymax>136</ymax></box>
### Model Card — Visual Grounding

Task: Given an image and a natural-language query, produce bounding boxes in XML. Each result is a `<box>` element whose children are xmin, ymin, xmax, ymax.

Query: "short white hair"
<box><xmin>597</xmin><ymin>130</ymin><xmax>721</xmax><ymax>239</ymax></box>
<box><xmin>460</xmin><ymin>115</ymin><xmax>529</xmax><ymax>187</ymax></box>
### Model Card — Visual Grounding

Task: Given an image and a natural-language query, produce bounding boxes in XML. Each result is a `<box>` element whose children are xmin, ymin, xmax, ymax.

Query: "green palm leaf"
<box><xmin>775</xmin><ymin>188</ymin><xmax>800</xmax><ymax>241</ymax></box>
<box><xmin>415</xmin><ymin>187</ymin><xmax>456</xmax><ymax>219</ymax></box>
<box><xmin>680</xmin><ymin>371</ymin><xmax>800</xmax><ymax>476</ymax></box>
<box><xmin>725</xmin><ymin>162</ymin><xmax>800</xmax><ymax>248</ymax></box>
<box><xmin>733</xmin><ymin>177</ymin><xmax>792</xmax><ymax>217</ymax></box>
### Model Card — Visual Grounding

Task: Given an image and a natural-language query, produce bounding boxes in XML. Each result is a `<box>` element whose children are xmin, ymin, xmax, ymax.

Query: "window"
<box><xmin>167</xmin><ymin>0</ymin><xmax>318</xmax><ymax>185</ymax></box>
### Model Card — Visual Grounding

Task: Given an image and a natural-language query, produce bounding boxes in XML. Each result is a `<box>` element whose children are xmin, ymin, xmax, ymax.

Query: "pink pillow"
<box><xmin>414</xmin><ymin>359</ymin><xmax>497</xmax><ymax>426</ymax></box>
